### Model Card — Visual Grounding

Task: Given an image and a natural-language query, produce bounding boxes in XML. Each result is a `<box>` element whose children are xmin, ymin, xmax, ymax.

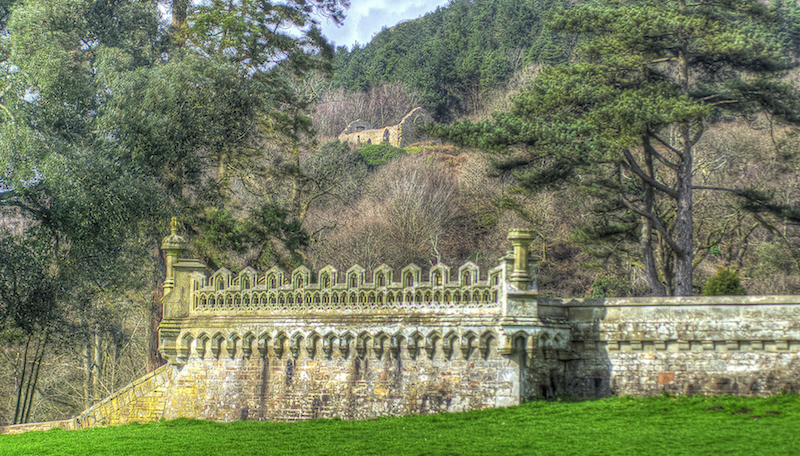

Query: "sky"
<box><xmin>318</xmin><ymin>0</ymin><xmax>451</xmax><ymax>49</ymax></box>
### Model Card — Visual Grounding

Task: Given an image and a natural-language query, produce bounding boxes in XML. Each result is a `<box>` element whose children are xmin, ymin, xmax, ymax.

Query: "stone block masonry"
<box><xmin>557</xmin><ymin>296</ymin><xmax>800</xmax><ymax>397</ymax></box>
<box><xmin>4</xmin><ymin>226</ymin><xmax>799</xmax><ymax>433</ymax></box>
<box><xmin>338</xmin><ymin>107</ymin><xmax>434</xmax><ymax>149</ymax></box>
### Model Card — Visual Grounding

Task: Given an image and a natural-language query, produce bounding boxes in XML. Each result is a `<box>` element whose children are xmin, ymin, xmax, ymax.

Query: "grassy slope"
<box><xmin>2</xmin><ymin>395</ymin><xmax>799</xmax><ymax>456</ymax></box>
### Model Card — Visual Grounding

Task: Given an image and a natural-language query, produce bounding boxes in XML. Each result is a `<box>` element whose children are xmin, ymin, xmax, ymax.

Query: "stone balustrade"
<box><xmin>189</xmin><ymin>262</ymin><xmax>504</xmax><ymax>315</ymax></box>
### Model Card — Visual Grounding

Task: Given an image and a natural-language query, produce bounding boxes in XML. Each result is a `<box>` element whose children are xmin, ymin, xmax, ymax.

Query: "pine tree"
<box><xmin>433</xmin><ymin>0</ymin><xmax>800</xmax><ymax>296</ymax></box>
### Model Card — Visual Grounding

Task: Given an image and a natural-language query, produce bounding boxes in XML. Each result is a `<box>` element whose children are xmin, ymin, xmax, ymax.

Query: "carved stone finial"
<box><xmin>162</xmin><ymin>218</ymin><xmax>188</xmax><ymax>293</ymax></box>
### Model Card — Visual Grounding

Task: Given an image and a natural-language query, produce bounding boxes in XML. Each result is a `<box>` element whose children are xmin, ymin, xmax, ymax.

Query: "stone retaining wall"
<box><xmin>558</xmin><ymin>296</ymin><xmax>800</xmax><ymax>397</ymax></box>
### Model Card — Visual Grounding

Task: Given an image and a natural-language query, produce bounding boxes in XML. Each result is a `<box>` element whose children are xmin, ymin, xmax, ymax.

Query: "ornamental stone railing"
<box><xmin>160</xmin><ymin>220</ymin><xmax>541</xmax><ymax>319</ymax></box>
<box><xmin>189</xmin><ymin>261</ymin><xmax>505</xmax><ymax>315</ymax></box>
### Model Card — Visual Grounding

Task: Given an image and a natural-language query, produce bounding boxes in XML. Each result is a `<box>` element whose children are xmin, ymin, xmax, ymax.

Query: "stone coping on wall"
<box><xmin>0</xmin><ymin>419</ymin><xmax>76</xmax><ymax>435</ymax></box>
<box><xmin>551</xmin><ymin>295</ymin><xmax>800</xmax><ymax>307</ymax></box>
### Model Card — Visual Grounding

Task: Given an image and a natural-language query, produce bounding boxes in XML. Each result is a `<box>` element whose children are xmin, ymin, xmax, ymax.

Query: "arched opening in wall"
<box><xmin>349</xmin><ymin>273</ymin><xmax>358</xmax><ymax>288</ymax></box>
<box><xmin>268</xmin><ymin>274</ymin><xmax>277</xmax><ymax>289</ymax></box>
<box><xmin>404</xmin><ymin>272</ymin><xmax>414</xmax><ymax>288</ymax></box>
<box><xmin>434</xmin><ymin>271</ymin><xmax>442</xmax><ymax>286</ymax></box>
<box><xmin>366</xmin><ymin>138</ymin><xmax>372</xmax><ymax>145</ymax></box>
<box><xmin>321</xmin><ymin>273</ymin><xmax>330</xmax><ymax>288</ymax></box>
<box><xmin>462</xmin><ymin>271</ymin><xmax>471</xmax><ymax>287</ymax></box>
<box><xmin>383</xmin><ymin>129</ymin><xmax>390</xmax><ymax>142</ymax></box>
<box><xmin>242</xmin><ymin>276</ymin><xmax>250</xmax><ymax>290</ymax></box>
<box><xmin>376</xmin><ymin>273</ymin><xmax>385</xmax><ymax>287</ymax></box>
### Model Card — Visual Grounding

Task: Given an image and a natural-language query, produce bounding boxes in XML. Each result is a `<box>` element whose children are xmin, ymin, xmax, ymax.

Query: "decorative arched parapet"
<box><xmin>291</xmin><ymin>266</ymin><xmax>311</xmax><ymax>290</ymax></box>
<box><xmin>458</xmin><ymin>262</ymin><xmax>480</xmax><ymax>287</ymax></box>
<box><xmin>237</xmin><ymin>267</ymin><xmax>257</xmax><ymax>291</ymax></box>
<box><xmin>211</xmin><ymin>268</ymin><xmax>233</xmax><ymax>292</ymax></box>
<box><xmin>373</xmin><ymin>264</ymin><xmax>393</xmax><ymax>288</ymax></box>
<box><xmin>429</xmin><ymin>264</ymin><xmax>451</xmax><ymax>288</ymax></box>
<box><xmin>346</xmin><ymin>265</ymin><xmax>366</xmax><ymax>289</ymax></box>
<box><xmin>400</xmin><ymin>264</ymin><xmax>422</xmax><ymax>288</ymax></box>
<box><xmin>264</xmin><ymin>266</ymin><xmax>286</xmax><ymax>290</ymax></box>
<box><xmin>318</xmin><ymin>265</ymin><xmax>338</xmax><ymax>289</ymax></box>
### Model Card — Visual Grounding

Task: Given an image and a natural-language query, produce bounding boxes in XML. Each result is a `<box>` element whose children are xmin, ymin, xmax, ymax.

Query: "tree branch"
<box><xmin>622</xmin><ymin>149</ymin><xmax>679</xmax><ymax>199</ymax></box>
<box><xmin>619</xmin><ymin>190</ymin><xmax>683</xmax><ymax>255</ymax></box>
<box><xmin>650</xmin><ymin>133</ymin><xmax>685</xmax><ymax>160</ymax></box>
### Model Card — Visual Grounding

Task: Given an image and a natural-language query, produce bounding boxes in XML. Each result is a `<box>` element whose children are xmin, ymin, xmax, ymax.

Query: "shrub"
<box><xmin>590</xmin><ymin>274</ymin><xmax>631</xmax><ymax>298</ymax></box>
<box><xmin>358</xmin><ymin>143</ymin><xmax>406</xmax><ymax>166</ymax></box>
<box><xmin>703</xmin><ymin>267</ymin><xmax>745</xmax><ymax>296</ymax></box>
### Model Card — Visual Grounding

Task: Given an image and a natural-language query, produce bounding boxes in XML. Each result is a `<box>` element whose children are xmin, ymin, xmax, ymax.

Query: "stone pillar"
<box><xmin>507</xmin><ymin>229</ymin><xmax>535</xmax><ymax>291</ymax></box>
<box><xmin>161</xmin><ymin>217</ymin><xmax>188</xmax><ymax>293</ymax></box>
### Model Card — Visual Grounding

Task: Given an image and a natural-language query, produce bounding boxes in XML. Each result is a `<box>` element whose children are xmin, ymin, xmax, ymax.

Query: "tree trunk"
<box><xmin>674</xmin><ymin>123</ymin><xmax>694</xmax><ymax>296</ymax></box>
<box><xmin>172</xmin><ymin>0</ymin><xmax>189</xmax><ymax>30</ymax></box>
<box><xmin>13</xmin><ymin>334</ymin><xmax>31</xmax><ymax>424</ymax></box>
<box><xmin>673</xmin><ymin>31</ymin><xmax>694</xmax><ymax>296</ymax></box>
<box><xmin>642</xmin><ymin>139</ymin><xmax>667</xmax><ymax>296</ymax></box>
<box><xmin>92</xmin><ymin>328</ymin><xmax>101</xmax><ymax>402</ymax></box>
<box><xmin>149</xmin><ymin>245</ymin><xmax>166</xmax><ymax>372</ymax></box>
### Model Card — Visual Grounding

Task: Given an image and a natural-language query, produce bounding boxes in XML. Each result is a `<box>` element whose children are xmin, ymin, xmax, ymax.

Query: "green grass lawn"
<box><xmin>2</xmin><ymin>395</ymin><xmax>798</xmax><ymax>456</ymax></box>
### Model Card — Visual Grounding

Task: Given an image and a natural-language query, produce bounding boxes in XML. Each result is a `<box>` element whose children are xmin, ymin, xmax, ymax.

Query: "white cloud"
<box><xmin>320</xmin><ymin>0</ymin><xmax>450</xmax><ymax>49</ymax></box>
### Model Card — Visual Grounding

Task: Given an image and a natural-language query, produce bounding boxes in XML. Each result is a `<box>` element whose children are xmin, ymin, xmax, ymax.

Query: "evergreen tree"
<box><xmin>433</xmin><ymin>0</ymin><xmax>800</xmax><ymax>296</ymax></box>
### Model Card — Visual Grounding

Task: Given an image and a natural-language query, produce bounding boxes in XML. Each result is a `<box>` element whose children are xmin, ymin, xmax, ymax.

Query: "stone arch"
<box><xmin>461</xmin><ymin>331</ymin><xmax>477</xmax><ymax>359</ymax></box>
<box><xmin>339</xmin><ymin>332</ymin><xmax>354</xmax><ymax>359</ymax></box>
<box><xmin>408</xmin><ymin>331</ymin><xmax>424</xmax><ymax>360</ymax></box>
<box><xmin>290</xmin><ymin>333</ymin><xmax>304</xmax><ymax>359</ymax></box>
<box><xmin>180</xmin><ymin>332</ymin><xmax>194</xmax><ymax>360</ymax></box>
<box><xmin>242</xmin><ymin>332</ymin><xmax>257</xmax><ymax>358</ymax></box>
<box><xmin>308</xmin><ymin>333</ymin><xmax>322</xmax><ymax>359</ymax></box>
<box><xmin>426</xmin><ymin>330</ymin><xmax>442</xmax><ymax>360</ymax></box>
<box><xmin>442</xmin><ymin>330</ymin><xmax>458</xmax><ymax>360</ymax></box>
<box><xmin>322</xmin><ymin>332</ymin><xmax>338</xmax><ymax>359</ymax></box>
<box><xmin>539</xmin><ymin>331</ymin><xmax>551</xmax><ymax>349</ymax></box>
<box><xmin>479</xmin><ymin>331</ymin><xmax>497</xmax><ymax>360</ymax></box>
<box><xmin>257</xmin><ymin>332</ymin><xmax>271</xmax><ymax>358</ymax></box>
<box><xmin>228</xmin><ymin>332</ymin><xmax>241</xmax><ymax>358</ymax></box>
<box><xmin>211</xmin><ymin>332</ymin><xmax>226</xmax><ymax>359</ymax></box>
<box><xmin>391</xmin><ymin>332</ymin><xmax>406</xmax><ymax>359</ymax></box>
<box><xmin>196</xmin><ymin>333</ymin><xmax>211</xmax><ymax>359</ymax></box>
<box><xmin>373</xmin><ymin>332</ymin><xmax>389</xmax><ymax>359</ymax></box>
<box><xmin>274</xmin><ymin>332</ymin><xmax>288</xmax><ymax>359</ymax></box>
<box><xmin>357</xmin><ymin>332</ymin><xmax>372</xmax><ymax>359</ymax></box>
<box><xmin>382</xmin><ymin>128</ymin><xmax>390</xmax><ymax>142</ymax></box>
